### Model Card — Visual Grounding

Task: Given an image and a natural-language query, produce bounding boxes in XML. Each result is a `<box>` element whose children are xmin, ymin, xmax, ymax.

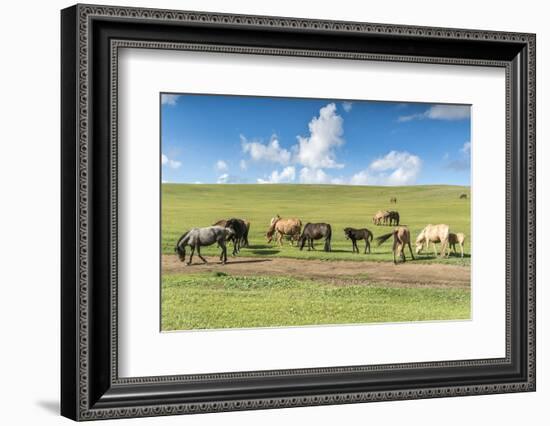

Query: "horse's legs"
<box><xmin>408</xmin><ymin>240</ymin><xmax>415</xmax><ymax>260</ymax></box>
<box><xmin>440</xmin><ymin>239</ymin><xmax>449</xmax><ymax>258</ymax></box>
<box><xmin>364</xmin><ymin>240</ymin><xmax>369</xmax><ymax>254</ymax></box>
<box><xmin>196</xmin><ymin>244</ymin><xmax>207</xmax><ymax>264</ymax></box>
<box><xmin>187</xmin><ymin>245</ymin><xmax>195</xmax><ymax>265</ymax></box>
<box><xmin>325</xmin><ymin>237</ymin><xmax>331</xmax><ymax>252</ymax></box>
<box><xmin>460</xmin><ymin>243</ymin><xmax>464</xmax><ymax>258</ymax></box>
<box><xmin>399</xmin><ymin>242</ymin><xmax>405</xmax><ymax>262</ymax></box>
<box><xmin>219</xmin><ymin>241</ymin><xmax>227</xmax><ymax>264</ymax></box>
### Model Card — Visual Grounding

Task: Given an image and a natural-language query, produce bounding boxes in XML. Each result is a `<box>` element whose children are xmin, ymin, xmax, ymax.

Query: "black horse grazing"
<box><xmin>344</xmin><ymin>227</ymin><xmax>373</xmax><ymax>254</ymax></box>
<box><xmin>388</xmin><ymin>211</ymin><xmax>400</xmax><ymax>226</ymax></box>
<box><xmin>213</xmin><ymin>218</ymin><xmax>251</xmax><ymax>248</ymax></box>
<box><xmin>225</xmin><ymin>218</ymin><xmax>248</xmax><ymax>255</ymax></box>
<box><xmin>298</xmin><ymin>223</ymin><xmax>332</xmax><ymax>252</ymax></box>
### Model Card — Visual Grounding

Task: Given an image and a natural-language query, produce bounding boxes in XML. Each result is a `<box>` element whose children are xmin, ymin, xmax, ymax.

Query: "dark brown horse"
<box><xmin>212</xmin><ymin>218</ymin><xmax>250</xmax><ymax>249</ymax></box>
<box><xmin>298</xmin><ymin>223</ymin><xmax>332</xmax><ymax>252</ymax></box>
<box><xmin>344</xmin><ymin>227</ymin><xmax>373</xmax><ymax>254</ymax></box>
<box><xmin>388</xmin><ymin>211</ymin><xmax>400</xmax><ymax>226</ymax></box>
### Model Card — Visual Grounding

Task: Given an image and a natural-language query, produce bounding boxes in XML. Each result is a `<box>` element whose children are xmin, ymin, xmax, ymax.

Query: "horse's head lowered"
<box><xmin>266</xmin><ymin>215</ymin><xmax>280</xmax><ymax>243</ymax></box>
<box><xmin>415</xmin><ymin>232</ymin><xmax>425</xmax><ymax>254</ymax></box>
<box><xmin>343</xmin><ymin>227</ymin><xmax>352</xmax><ymax>240</ymax></box>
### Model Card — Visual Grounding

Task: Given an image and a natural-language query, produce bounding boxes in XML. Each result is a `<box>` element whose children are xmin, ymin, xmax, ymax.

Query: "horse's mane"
<box><xmin>175</xmin><ymin>230</ymin><xmax>191</xmax><ymax>252</ymax></box>
<box><xmin>266</xmin><ymin>216</ymin><xmax>280</xmax><ymax>236</ymax></box>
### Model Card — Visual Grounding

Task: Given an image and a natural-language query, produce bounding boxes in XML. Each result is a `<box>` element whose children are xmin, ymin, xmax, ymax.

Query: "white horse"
<box><xmin>415</xmin><ymin>224</ymin><xmax>450</xmax><ymax>258</ymax></box>
<box><xmin>175</xmin><ymin>226</ymin><xmax>235</xmax><ymax>265</ymax></box>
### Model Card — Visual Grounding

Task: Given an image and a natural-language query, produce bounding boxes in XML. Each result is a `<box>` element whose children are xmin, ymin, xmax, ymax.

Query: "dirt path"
<box><xmin>162</xmin><ymin>255</ymin><xmax>470</xmax><ymax>289</ymax></box>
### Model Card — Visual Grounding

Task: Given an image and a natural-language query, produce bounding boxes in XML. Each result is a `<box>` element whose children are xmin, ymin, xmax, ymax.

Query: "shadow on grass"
<box><xmin>246</xmin><ymin>244</ymin><xmax>272</xmax><ymax>250</ymax></box>
<box><xmin>185</xmin><ymin>258</ymin><xmax>272</xmax><ymax>267</ymax></box>
<box><xmin>226</xmin><ymin>258</ymin><xmax>272</xmax><ymax>265</ymax></box>
<box><xmin>415</xmin><ymin>252</ymin><xmax>471</xmax><ymax>260</ymax></box>
<box><xmin>249</xmin><ymin>250</ymin><xmax>280</xmax><ymax>256</ymax></box>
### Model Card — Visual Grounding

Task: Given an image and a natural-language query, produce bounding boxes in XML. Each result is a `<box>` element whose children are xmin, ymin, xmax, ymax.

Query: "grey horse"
<box><xmin>175</xmin><ymin>226</ymin><xmax>235</xmax><ymax>265</ymax></box>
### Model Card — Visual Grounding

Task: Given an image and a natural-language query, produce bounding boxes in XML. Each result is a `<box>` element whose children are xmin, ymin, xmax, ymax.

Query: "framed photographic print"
<box><xmin>61</xmin><ymin>4</ymin><xmax>536</xmax><ymax>421</ymax></box>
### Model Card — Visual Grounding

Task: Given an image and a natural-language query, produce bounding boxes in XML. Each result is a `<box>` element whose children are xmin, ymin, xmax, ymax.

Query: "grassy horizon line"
<box><xmin>162</xmin><ymin>182</ymin><xmax>471</xmax><ymax>188</ymax></box>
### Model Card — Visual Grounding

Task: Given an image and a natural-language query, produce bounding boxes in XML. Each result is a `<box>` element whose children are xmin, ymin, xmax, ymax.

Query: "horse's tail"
<box><xmin>368</xmin><ymin>230</ymin><xmax>373</xmax><ymax>242</ymax></box>
<box><xmin>324</xmin><ymin>224</ymin><xmax>332</xmax><ymax>252</ymax></box>
<box><xmin>375</xmin><ymin>231</ymin><xmax>394</xmax><ymax>247</ymax></box>
<box><xmin>175</xmin><ymin>230</ymin><xmax>191</xmax><ymax>260</ymax></box>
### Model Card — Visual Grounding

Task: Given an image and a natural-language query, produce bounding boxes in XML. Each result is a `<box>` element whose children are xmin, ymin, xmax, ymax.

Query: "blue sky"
<box><xmin>160</xmin><ymin>93</ymin><xmax>471</xmax><ymax>186</ymax></box>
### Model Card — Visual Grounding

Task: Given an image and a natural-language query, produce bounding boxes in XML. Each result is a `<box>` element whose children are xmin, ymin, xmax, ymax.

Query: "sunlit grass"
<box><xmin>161</xmin><ymin>184</ymin><xmax>470</xmax><ymax>264</ymax></box>
<box><xmin>161</xmin><ymin>273</ymin><xmax>471</xmax><ymax>330</ymax></box>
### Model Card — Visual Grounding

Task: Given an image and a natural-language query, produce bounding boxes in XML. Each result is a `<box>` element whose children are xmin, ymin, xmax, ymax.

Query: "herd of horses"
<box><xmin>372</xmin><ymin>210</ymin><xmax>400</xmax><ymax>226</ymax></box>
<box><xmin>174</xmin><ymin>211</ymin><xmax>467</xmax><ymax>265</ymax></box>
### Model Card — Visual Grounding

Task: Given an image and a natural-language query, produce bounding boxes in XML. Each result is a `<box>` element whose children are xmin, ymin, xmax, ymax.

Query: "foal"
<box><xmin>343</xmin><ymin>227</ymin><xmax>373</xmax><ymax>254</ymax></box>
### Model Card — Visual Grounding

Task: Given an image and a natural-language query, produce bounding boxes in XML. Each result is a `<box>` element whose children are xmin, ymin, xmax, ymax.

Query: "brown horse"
<box><xmin>375</xmin><ymin>226</ymin><xmax>415</xmax><ymax>264</ymax></box>
<box><xmin>266</xmin><ymin>215</ymin><xmax>302</xmax><ymax>246</ymax></box>
<box><xmin>373</xmin><ymin>210</ymin><xmax>389</xmax><ymax>225</ymax></box>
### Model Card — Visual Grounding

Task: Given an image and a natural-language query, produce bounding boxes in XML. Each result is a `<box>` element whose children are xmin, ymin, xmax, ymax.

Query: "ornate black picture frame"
<box><xmin>61</xmin><ymin>4</ymin><xmax>536</xmax><ymax>421</ymax></box>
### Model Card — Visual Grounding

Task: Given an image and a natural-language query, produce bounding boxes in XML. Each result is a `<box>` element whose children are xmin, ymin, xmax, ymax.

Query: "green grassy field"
<box><xmin>162</xmin><ymin>273</ymin><xmax>470</xmax><ymax>330</ymax></box>
<box><xmin>162</xmin><ymin>184</ymin><xmax>470</xmax><ymax>264</ymax></box>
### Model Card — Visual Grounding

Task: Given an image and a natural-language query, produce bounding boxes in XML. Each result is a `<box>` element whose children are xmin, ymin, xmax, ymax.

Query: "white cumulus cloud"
<box><xmin>398</xmin><ymin>104</ymin><xmax>470</xmax><ymax>122</ymax></box>
<box><xmin>239</xmin><ymin>159</ymin><xmax>247</xmax><ymax>171</ymax></box>
<box><xmin>217</xmin><ymin>173</ymin><xmax>230</xmax><ymax>184</ymax></box>
<box><xmin>342</xmin><ymin>101</ymin><xmax>353</xmax><ymax>112</ymax></box>
<box><xmin>161</xmin><ymin>94</ymin><xmax>181</xmax><ymax>106</ymax></box>
<box><xmin>257</xmin><ymin>166</ymin><xmax>296</xmax><ymax>184</ymax></box>
<box><xmin>295</xmin><ymin>103</ymin><xmax>345</xmax><ymax>169</ymax></box>
<box><xmin>217</xmin><ymin>174</ymin><xmax>247</xmax><ymax>184</ymax></box>
<box><xmin>241</xmin><ymin>134</ymin><xmax>292</xmax><ymax>165</ymax></box>
<box><xmin>299</xmin><ymin>167</ymin><xmax>330</xmax><ymax>184</ymax></box>
<box><xmin>298</xmin><ymin>167</ymin><xmax>343</xmax><ymax>184</ymax></box>
<box><xmin>446</xmin><ymin>141</ymin><xmax>471</xmax><ymax>171</ymax></box>
<box><xmin>161</xmin><ymin>153</ymin><xmax>181</xmax><ymax>169</ymax></box>
<box><xmin>215</xmin><ymin>160</ymin><xmax>228</xmax><ymax>172</ymax></box>
<box><xmin>351</xmin><ymin>151</ymin><xmax>422</xmax><ymax>186</ymax></box>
